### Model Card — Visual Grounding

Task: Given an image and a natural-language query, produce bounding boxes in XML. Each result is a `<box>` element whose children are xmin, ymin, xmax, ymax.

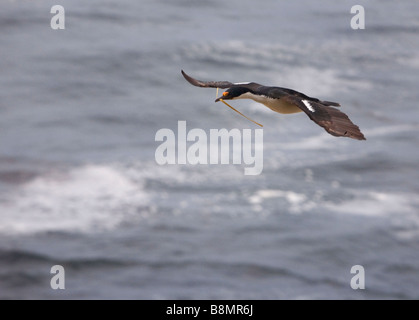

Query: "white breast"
<box><xmin>236</xmin><ymin>92</ymin><xmax>303</xmax><ymax>114</ymax></box>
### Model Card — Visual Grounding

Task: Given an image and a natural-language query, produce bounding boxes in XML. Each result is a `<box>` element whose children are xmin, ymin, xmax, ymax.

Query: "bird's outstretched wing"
<box><xmin>283</xmin><ymin>96</ymin><xmax>366</xmax><ymax>140</ymax></box>
<box><xmin>181</xmin><ymin>70</ymin><xmax>262</xmax><ymax>90</ymax></box>
<box><xmin>181</xmin><ymin>70</ymin><xmax>235</xmax><ymax>88</ymax></box>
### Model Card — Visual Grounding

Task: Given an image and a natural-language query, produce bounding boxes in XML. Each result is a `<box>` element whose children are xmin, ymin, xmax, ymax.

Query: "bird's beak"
<box><xmin>215</xmin><ymin>91</ymin><xmax>229</xmax><ymax>102</ymax></box>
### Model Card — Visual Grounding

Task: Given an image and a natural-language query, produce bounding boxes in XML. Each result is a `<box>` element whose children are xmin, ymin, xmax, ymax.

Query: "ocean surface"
<box><xmin>1</xmin><ymin>0</ymin><xmax>419</xmax><ymax>299</ymax></box>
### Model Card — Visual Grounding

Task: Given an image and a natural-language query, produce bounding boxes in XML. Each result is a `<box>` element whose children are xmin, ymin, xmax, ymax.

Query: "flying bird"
<box><xmin>181</xmin><ymin>70</ymin><xmax>366</xmax><ymax>140</ymax></box>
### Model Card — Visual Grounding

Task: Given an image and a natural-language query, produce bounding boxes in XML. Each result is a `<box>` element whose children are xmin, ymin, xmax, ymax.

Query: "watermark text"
<box><xmin>155</xmin><ymin>121</ymin><xmax>263</xmax><ymax>175</ymax></box>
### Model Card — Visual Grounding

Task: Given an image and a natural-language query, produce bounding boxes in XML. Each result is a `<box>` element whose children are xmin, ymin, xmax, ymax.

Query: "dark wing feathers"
<box><xmin>181</xmin><ymin>70</ymin><xmax>262</xmax><ymax>90</ymax></box>
<box><xmin>283</xmin><ymin>96</ymin><xmax>365</xmax><ymax>140</ymax></box>
<box><xmin>181</xmin><ymin>70</ymin><xmax>235</xmax><ymax>89</ymax></box>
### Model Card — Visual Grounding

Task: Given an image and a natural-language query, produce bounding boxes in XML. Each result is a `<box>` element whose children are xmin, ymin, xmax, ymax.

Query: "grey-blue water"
<box><xmin>1</xmin><ymin>0</ymin><xmax>419</xmax><ymax>299</ymax></box>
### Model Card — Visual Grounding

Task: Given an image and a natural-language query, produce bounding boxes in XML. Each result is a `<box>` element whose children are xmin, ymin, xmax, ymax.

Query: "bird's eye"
<box><xmin>223</xmin><ymin>92</ymin><xmax>229</xmax><ymax>96</ymax></box>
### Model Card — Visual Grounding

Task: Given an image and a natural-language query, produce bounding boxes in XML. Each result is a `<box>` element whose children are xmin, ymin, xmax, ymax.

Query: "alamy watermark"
<box><xmin>155</xmin><ymin>121</ymin><xmax>263</xmax><ymax>175</ymax></box>
<box><xmin>50</xmin><ymin>265</ymin><xmax>65</xmax><ymax>290</ymax></box>
<box><xmin>351</xmin><ymin>5</ymin><xmax>365</xmax><ymax>30</ymax></box>
<box><xmin>350</xmin><ymin>265</ymin><xmax>365</xmax><ymax>290</ymax></box>
<box><xmin>50</xmin><ymin>5</ymin><xmax>65</xmax><ymax>30</ymax></box>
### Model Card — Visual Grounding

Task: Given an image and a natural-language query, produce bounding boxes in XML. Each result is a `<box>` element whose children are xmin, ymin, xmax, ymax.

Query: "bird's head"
<box><xmin>215</xmin><ymin>87</ymin><xmax>251</xmax><ymax>102</ymax></box>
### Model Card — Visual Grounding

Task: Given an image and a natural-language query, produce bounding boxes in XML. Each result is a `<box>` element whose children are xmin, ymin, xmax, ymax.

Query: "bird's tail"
<box><xmin>321</xmin><ymin>100</ymin><xmax>340</xmax><ymax>107</ymax></box>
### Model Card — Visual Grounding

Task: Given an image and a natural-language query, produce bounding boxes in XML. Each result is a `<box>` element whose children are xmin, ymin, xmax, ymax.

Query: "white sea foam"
<box><xmin>248</xmin><ymin>187</ymin><xmax>419</xmax><ymax>237</ymax></box>
<box><xmin>249</xmin><ymin>189</ymin><xmax>316</xmax><ymax>214</ymax></box>
<box><xmin>324</xmin><ymin>190</ymin><xmax>419</xmax><ymax>217</ymax></box>
<box><xmin>323</xmin><ymin>189</ymin><xmax>419</xmax><ymax>239</ymax></box>
<box><xmin>0</xmin><ymin>165</ymin><xmax>149</xmax><ymax>235</ymax></box>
